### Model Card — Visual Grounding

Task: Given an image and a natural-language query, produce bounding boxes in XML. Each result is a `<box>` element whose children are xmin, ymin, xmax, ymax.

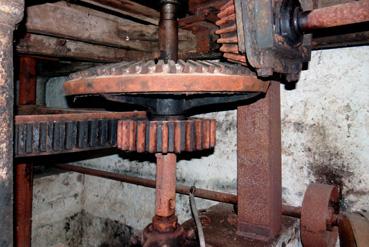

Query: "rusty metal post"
<box><xmin>159</xmin><ymin>0</ymin><xmax>179</xmax><ymax>62</ymax></box>
<box><xmin>0</xmin><ymin>1</ymin><xmax>24</xmax><ymax>245</ymax></box>
<box><xmin>15</xmin><ymin>164</ymin><xmax>33</xmax><ymax>247</ymax></box>
<box><xmin>237</xmin><ymin>82</ymin><xmax>282</xmax><ymax>241</ymax></box>
<box><xmin>15</xmin><ymin>56</ymin><xmax>37</xmax><ymax>247</ymax></box>
<box><xmin>155</xmin><ymin>153</ymin><xmax>177</xmax><ymax>218</ymax></box>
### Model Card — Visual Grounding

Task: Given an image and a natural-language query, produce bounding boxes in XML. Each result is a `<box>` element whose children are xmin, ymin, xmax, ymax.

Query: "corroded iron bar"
<box><xmin>15</xmin><ymin>56</ymin><xmax>37</xmax><ymax>247</ymax></box>
<box><xmin>155</xmin><ymin>153</ymin><xmax>177</xmax><ymax>218</ymax></box>
<box><xmin>54</xmin><ymin>163</ymin><xmax>302</xmax><ymax>218</ymax></box>
<box><xmin>299</xmin><ymin>1</ymin><xmax>369</xmax><ymax>32</ymax></box>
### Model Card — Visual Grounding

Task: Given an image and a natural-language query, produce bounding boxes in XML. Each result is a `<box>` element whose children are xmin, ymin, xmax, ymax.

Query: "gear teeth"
<box><xmin>69</xmin><ymin>58</ymin><xmax>254</xmax><ymax>80</ymax></box>
<box><xmin>216</xmin><ymin>0</ymin><xmax>247</xmax><ymax>65</ymax></box>
<box><xmin>117</xmin><ymin>118</ymin><xmax>216</xmax><ymax>154</ymax></box>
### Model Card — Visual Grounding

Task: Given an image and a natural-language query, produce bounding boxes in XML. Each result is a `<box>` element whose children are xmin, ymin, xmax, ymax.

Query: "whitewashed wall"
<box><xmin>37</xmin><ymin>46</ymin><xmax>369</xmax><ymax>245</ymax></box>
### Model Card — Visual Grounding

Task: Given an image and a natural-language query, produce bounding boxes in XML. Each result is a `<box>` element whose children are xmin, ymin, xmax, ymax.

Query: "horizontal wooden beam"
<box><xmin>80</xmin><ymin>0</ymin><xmax>159</xmax><ymax>25</ymax></box>
<box><xmin>25</xmin><ymin>2</ymin><xmax>195</xmax><ymax>54</ymax></box>
<box><xmin>16</xmin><ymin>33</ymin><xmax>157</xmax><ymax>62</ymax></box>
<box><xmin>25</xmin><ymin>2</ymin><xmax>158</xmax><ymax>51</ymax></box>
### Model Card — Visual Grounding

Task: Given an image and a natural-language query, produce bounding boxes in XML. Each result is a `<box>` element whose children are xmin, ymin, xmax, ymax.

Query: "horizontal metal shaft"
<box><xmin>54</xmin><ymin>163</ymin><xmax>302</xmax><ymax>218</ymax></box>
<box><xmin>299</xmin><ymin>1</ymin><xmax>369</xmax><ymax>32</ymax></box>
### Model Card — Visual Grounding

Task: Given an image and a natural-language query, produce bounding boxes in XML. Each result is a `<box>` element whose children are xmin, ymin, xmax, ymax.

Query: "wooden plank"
<box><xmin>16</xmin><ymin>33</ymin><xmax>157</xmax><ymax>62</ymax></box>
<box><xmin>80</xmin><ymin>0</ymin><xmax>159</xmax><ymax>25</ymax></box>
<box><xmin>25</xmin><ymin>2</ymin><xmax>196</xmax><ymax>53</ymax></box>
<box><xmin>26</xmin><ymin>2</ymin><xmax>158</xmax><ymax>51</ymax></box>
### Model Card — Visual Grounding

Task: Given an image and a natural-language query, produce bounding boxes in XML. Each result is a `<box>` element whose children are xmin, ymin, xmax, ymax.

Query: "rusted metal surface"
<box><xmin>15</xmin><ymin>111</ymin><xmax>145</xmax><ymax>157</ymax></box>
<box><xmin>159</xmin><ymin>0</ymin><xmax>178</xmax><ymax>61</ymax></box>
<box><xmin>15</xmin><ymin>56</ymin><xmax>37</xmax><ymax>247</ymax></box>
<box><xmin>282</xmin><ymin>205</ymin><xmax>302</xmax><ymax>218</ymax></box>
<box><xmin>215</xmin><ymin>0</ymin><xmax>247</xmax><ymax>64</ymax></box>
<box><xmin>16</xmin><ymin>105</ymin><xmax>131</xmax><ymax>115</ymax></box>
<box><xmin>299</xmin><ymin>1</ymin><xmax>369</xmax><ymax>32</ymax></box>
<box><xmin>54</xmin><ymin>163</ymin><xmax>302</xmax><ymax>218</ymax></box>
<box><xmin>0</xmin><ymin>1</ymin><xmax>25</xmax><ymax>245</ymax></box>
<box><xmin>237</xmin><ymin>82</ymin><xmax>282</xmax><ymax>241</ymax></box>
<box><xmin>117</xmin><ymin>118</ymin><xmax>216</xmax><ymax>153</ymax></box>
<box><xmin>338</xmin><ymin>212</ymin><xmax>369</xmax><ymax>247</ymax></box>
<box><xmin>155</xmin><ymin>153</ymin><xmax>177</xmax><ymax>218</ymax></box>
<box><xmin>300</xmin><ymin>183</ymin><xmax>340</xmax><ymax>247</ymax></box>
<box><xmin>65</xmin><ymin>60</ymin><xmax>269</xmax><ymax>95</ymax></box>
<box><xmin>15</xmin><ymin>163</ymin><xmax>33</xmax><ymax>247</ymax></box>
<box><xmin>142</xmin><ymin>223</ymin><xmax>188</xmax><ymax>247</ymax></box>
<box><xmin>179</xmin><ymin>2</ymin><xmax>220</xmax><ymax>56</ymax></box>
<box><xmin>182</xmin><ymin>203</ymin><xmax>299</xmax><ymax>247</ymax></box>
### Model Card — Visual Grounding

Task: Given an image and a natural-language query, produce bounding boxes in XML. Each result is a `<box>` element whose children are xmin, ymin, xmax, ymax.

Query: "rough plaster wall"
<box><xmin>41</xmin><ymin>46</ymin><xmax>369</xmax><ymax>245</ymax></box>
<box><xmin>32</xmin><ymin>172</ymin><xmax>84</xmax><ymax>246</ymax></box>
<box><xmin>282</xmin><ymin>46</ymin><xmax>369</xmax><ymax>212</ymax></box>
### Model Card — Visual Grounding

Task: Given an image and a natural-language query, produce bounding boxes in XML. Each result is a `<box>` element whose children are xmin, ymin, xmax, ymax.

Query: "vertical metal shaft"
<box><xmin>155</xmin><ymin>153</ymin><xmax>177</xmax><ymax>218</ymax></box>
<box><xmin>159</xmin><ymin>0</ymin><xmax>179</xmax><ymax>62</ymax></box>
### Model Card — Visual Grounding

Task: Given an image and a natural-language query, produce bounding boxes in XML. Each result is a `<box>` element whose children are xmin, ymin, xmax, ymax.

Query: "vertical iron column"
<box><xmin>155</xmin><ymin>153</ymin><xmax>177</xmax><ymax>219</ymax></box>
<box><xmin>0</xmin><ymin>1</ymin><xmax>24</xmax><ymax>245</ymax></box>
<box><xmin>15</xmin><ymin>56</ymin><xmax>37</xmax><ymax>247</ymax></box>
<box><xmin>237</xmin><ymin>82</ymin><xmax>282</xmax><ymax>241</ymax></box>
<box><xmin>159</xmin><ymin>0</ymin><xmax>179</xmax><ymax>62</ymax></box>
<box><xmin>152</xmin><ymin>153</ymin><xmax>179</xmax><ymax>233</ymax></box>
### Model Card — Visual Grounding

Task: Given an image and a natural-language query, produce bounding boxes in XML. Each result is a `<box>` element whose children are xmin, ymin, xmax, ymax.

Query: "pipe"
<box><xmin>54</xmin><ymin>163</ymin><xmax>302</xmax><ymax>218</ymax></box>
<box><xmin>155</xmin><ymin>153</ymin><xmax>177</xmax><ymax>218</ymax></box>
<box><xmin>299</xmin><ymin>1</ymin><xmax>369</xmax><ymax>32</ymax></box>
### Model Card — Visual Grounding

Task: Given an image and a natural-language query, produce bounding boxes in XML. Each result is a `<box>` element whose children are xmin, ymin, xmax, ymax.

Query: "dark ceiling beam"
<box><xmin>79</xmin><ymin>0</ymin><xmax>159</xmax><ymax>24</ymax></box>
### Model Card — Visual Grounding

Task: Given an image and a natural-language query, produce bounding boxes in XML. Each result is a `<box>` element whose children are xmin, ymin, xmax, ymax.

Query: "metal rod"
<box><xmin>299</xmin><ymin>1</ymin><xmax>369</xmax><ymax>32</ymax></box>
<box><xmin>54</xmin><ymin>163</ymin><xmax>302</xmax><ymax>218</ymax></box>
<box><xmin>159</xmin><ymin>0</ymin><xmax>179</xmax><ymax>61</ymax></box>
<box><xmin>155</xmin><ymin>153</ymin><xmax>177</xmax><ymax>217</ymax></box>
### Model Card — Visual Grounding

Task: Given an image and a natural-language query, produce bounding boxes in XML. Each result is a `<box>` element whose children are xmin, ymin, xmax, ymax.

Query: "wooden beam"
<box><xmin>80</xmin><ymin>0</ymin><xmax>159</xmax><ymax>25</ymax></box>
<box><xmin>16</xmin><ymin>33</ymin><xmax>157</xmax><ymax>62</ymax></box>
<box><xmin>25</xmin><ymin>2</ymin><xmax>196</xmax><ymax>53</ymax></box>
<box><xmin>26</xmin><ymin>2</ymin><xmax>158</xmax><ymax>51</ymax></box>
